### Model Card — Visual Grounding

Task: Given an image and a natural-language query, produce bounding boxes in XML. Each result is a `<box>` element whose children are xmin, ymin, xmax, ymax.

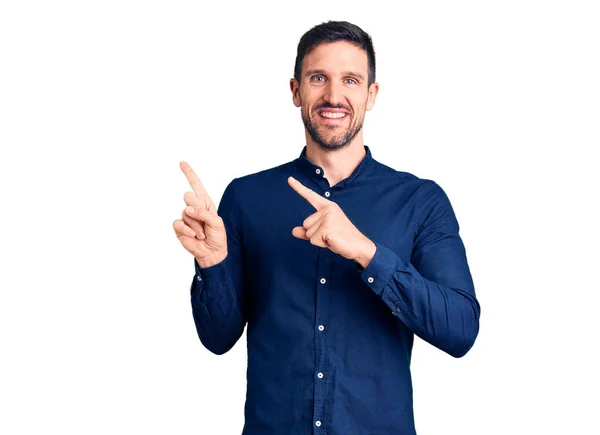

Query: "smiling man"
<box><xmin>293</xmin><ymin>39</ymin><xmax>377</xmax><ymax>155</ymax></box>
<box><xmin>173</xmin><ymin>20</ymin><xmax>480</xmax><ymax>435</ymax></box>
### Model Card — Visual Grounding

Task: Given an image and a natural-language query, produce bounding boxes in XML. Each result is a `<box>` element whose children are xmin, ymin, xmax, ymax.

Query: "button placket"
<box><xmin>313</xmin><ymin>249</ymin><xmax>330</xmax><ymax>432</ymax></box>
<box><xmin>316</xmin><ymin>278</ymin><xmax>326</xmax><ymax>384</ymax></box>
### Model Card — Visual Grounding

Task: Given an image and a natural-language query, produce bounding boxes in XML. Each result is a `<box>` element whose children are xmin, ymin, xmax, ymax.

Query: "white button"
<box><xmin>197</xmin><ymin>276</ymin><xmax>202</xmax><ymax>281</ymax></box>
<box><xmin>318</xmin><ymin>325</ymin><xmax>325</xmax><ymax>331</ymax></box>
<box><xmin>315</xmin><ymin>421</ymin><xmax>321</xmax><ymax>427</ymax></box>
<box><xmin>324</xmin><ymin>191</ymin><xmax>330</xmax><ymax>197</ymax></box>
<box><xmin>392</xmin><ymin>311</ymin><xmax>396</xmax><ymax>316</ymax></box>
<box><xmin>315</xmin><ymin>169</ymin><xmax>321</xmax><ymax>174</ymax></box>
<box><xmin>320</xmin><ymin>278</ymin><xmax>326</xmax><ymax>284</ymax></box>
<box><xmin>317</xmin><ymin>372</ymin><xmax>324</xmax><ymax>379</ymax></box>
<box><xmin>367</xmin><ymin>277</ymin><xmax>374</xmax><ymax>283</ymax></box>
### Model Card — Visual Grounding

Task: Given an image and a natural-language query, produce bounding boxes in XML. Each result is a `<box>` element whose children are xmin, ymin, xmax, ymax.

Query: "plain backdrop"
<box><xmin>1</xmin><ymin>1</ymin><xmax>599</xmax><ymax>434</ymax></box>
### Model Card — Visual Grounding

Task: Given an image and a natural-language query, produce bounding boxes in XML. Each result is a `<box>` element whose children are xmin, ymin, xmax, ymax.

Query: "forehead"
<box><xmin>302</xmin><ymin>41</ymin><xmax>368</xmax><ymax>76</ymax></box>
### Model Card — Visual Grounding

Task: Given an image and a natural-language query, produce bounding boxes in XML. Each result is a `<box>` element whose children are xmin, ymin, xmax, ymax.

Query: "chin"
<box><xmin>318</xmin><ymin>138</ymin><xmax>351</xmax><ymax>151</ymax></box>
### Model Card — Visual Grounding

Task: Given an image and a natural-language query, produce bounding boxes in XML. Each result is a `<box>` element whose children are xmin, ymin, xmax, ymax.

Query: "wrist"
<box><xmin>354</xmin><ymin>238</ymin><xmax>376</xmax><ymax>269</ymax></box>
<box><xmin>195</xmin><ymin>250</ymin><xmax>228</xmax><ymax>269</ymax></box>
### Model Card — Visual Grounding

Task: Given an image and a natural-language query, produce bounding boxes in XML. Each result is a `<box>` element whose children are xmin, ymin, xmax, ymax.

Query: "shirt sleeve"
<box><xmin>356</xmin><ymin>180</ymin><xmax>481</xmax><ymax>358</ymax></box>
<box><xmin>190</xmin><ymin>178</ymin><xmax>248</xmax><ymax>355</ymax></box>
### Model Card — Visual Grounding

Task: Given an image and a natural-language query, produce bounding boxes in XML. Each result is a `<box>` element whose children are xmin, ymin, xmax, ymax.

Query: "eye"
<box><xmin>311</xmin><ymin>75</ymin><xmax>326</xmax><ymax>82</ymax></box>
<box><xmin>345</xmin><ymin>78</ymin><xmax>358</xmax><ymax>85</ymax></box>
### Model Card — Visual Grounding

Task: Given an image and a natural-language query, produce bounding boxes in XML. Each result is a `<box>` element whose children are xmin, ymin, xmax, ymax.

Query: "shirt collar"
<box><xmin>296</xmin><ymin>145</ymin><xmax>373</xmax><ymax>187</ymax></box>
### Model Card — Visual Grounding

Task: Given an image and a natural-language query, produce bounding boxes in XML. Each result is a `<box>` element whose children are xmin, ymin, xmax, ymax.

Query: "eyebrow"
<box><xmin>304</xmin><ymin>69</ymin><xmax>366</xmax><ymax>81</ymax></box>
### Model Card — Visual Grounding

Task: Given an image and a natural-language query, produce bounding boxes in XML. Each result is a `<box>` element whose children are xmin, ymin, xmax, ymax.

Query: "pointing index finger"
<box><xmin>288</xmin><ymin>176</ymin><xmax>328</xmax><ymax>210</ymax></box>
<box><xmin>180</xmin><ymin>161</ymin><xmax>208</xmax><ymax>197</ymax></box>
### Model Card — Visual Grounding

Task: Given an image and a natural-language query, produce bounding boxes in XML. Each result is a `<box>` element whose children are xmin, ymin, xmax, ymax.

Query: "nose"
<box><xmin>323</xmin><ymin>80</ymin><xmax>343</xmax><ymax>106</ymax></box>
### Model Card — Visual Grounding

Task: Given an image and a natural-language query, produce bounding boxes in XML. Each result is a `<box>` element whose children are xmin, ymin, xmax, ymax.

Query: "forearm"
<box><xmin>358</xmin><ymin>242</ymin><xmax>480</xmax><ymax>358</ymax></box>
<box><xmin>191</xmin><ymin>255</ymin><xmax>246</xmax><ymax>355</ymax></box>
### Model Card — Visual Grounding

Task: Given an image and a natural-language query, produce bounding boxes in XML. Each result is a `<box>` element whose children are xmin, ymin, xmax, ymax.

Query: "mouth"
<box><xmin>317</xmin><ymin>110</ymin><xmax>349</xmax><ymax>123</ymax></box>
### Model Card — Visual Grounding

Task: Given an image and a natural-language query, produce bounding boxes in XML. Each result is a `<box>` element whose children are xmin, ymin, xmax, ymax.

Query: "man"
<box><xmin>173</xmin><ymin>20</ymin><xmax>480</xmax><ymax>435</ymax></box>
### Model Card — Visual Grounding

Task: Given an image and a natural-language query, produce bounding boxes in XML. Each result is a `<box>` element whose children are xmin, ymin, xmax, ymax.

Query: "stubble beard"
<box><xmin>302</xmin><ymin>107</ymin><xmax>364</xmax><ymax>152</ymax></box>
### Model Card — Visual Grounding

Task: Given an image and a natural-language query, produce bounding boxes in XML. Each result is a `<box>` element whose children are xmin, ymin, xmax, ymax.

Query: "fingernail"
<box><xmin>186</xmin><ymin>206</ymin><xmax>194</xmax><ymax>214</ymax></box>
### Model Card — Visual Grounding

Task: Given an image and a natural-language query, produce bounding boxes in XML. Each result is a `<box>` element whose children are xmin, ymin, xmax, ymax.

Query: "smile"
<box><xmin>319</xmin><ymin>111</ymin><xmax>347</xmax><ymax>119</ymax></box>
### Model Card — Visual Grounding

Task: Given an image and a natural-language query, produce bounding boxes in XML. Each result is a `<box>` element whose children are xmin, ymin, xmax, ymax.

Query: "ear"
<box><xmin>366</xmin><ymin>82</ymin><xmax>379</xmax><ymax>111</ymax></box>
<box><xmin>290</xmin><ymin>78</ymin><xmax>301</xmax><ymax>107</ymax></box>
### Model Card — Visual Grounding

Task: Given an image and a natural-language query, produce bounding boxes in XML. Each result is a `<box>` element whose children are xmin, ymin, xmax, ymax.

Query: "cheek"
<box><xmin>353</xmin><ymin>97</ymin><xmax>370</xmax><ymax>113</ymax></box>
<box><xmin>304</xmin><ymin>102</ymin><xmax>317</xmax><ymax>117</ymax></box>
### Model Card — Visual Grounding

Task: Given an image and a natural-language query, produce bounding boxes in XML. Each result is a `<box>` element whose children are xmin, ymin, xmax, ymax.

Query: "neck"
<box><xmin>304</xmin><ymin>133</ymin><xmax>366</xmax><ymax>188</ymax></box>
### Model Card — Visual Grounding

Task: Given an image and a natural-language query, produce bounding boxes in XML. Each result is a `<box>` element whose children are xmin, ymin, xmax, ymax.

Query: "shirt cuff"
<box><xmin>355</xmin><ymin>241</ymin><xmax>398</xmax><ymax>296</ymax></box>
<box><xmin>194</xmin><ymin>254</ymin><xmax>231</xmax><ymax>284</ymax></box>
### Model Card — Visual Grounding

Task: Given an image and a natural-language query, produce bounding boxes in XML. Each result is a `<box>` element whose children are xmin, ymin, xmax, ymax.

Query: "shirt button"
<box><xmin>324</xmin><ymin>191</ymin><xmax>330</xmax><ymax>197</ymax></box>
<box><xmin>315</xmin><ymin>421</ymin><xmax>322</xmax><ymax>427</ymax></box>
<box><xmin>318</xmin><ymin>325</ymin><xmax>325</xmax><ymax>331</ymax></box>
<box><xmin>392</xmin><ymin>311</ymin><xmax>396</xmax><ymax>316</ymax></box>
<box><xmin>317</xmin><ymin>372</ymin><xmax>324</xmax><ymax>379</ymax></box>
<box><xmin>197</xmin><ymin>276</ymin><xmax>202</xmax><ymax>281</ymax></box>
<box><xmin>320</xmin><ymin>278</ymin><xmax>326</xmax><ymax>284</ymax></box>
<box><xmin>315</xmin><ymin>168</ymin><xmax>321</xmax><ymax>175</ymax></box>
<box><xmin>367</xmin><ymin>277</ymin><xmax>374</xmax><ymax>283</ymax></box>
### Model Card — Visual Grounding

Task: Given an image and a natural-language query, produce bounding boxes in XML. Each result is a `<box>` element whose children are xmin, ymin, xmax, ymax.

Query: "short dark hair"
<box><xmin>294</xmin><ymin>21</ymin><xmax>376</xmax><ymax>86</ymax></box>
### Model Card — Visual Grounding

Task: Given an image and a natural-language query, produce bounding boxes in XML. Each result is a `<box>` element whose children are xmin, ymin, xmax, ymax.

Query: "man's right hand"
<box><xmin>173</xmin><ymin>161</ymin><xmax>228</xmax><ymax>268</ymax></box>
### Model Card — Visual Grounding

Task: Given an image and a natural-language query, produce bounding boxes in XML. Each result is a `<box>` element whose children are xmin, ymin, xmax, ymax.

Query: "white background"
<box><xmin>1</xmin><ymin>1</ymin><xmax>598</xmax><ymax>434</ymax></box>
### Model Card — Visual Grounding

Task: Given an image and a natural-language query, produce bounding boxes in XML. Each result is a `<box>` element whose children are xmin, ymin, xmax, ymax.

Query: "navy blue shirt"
<box><xmin>190</xmin><ymin>145</ymin><xmax>480</xmax><ymax>434</ymax></box>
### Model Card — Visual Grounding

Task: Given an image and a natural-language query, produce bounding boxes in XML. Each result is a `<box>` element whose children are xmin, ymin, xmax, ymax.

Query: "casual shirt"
<box><xmin>190</xmin><ymin>145</ymin><xmax>480</xmax><ymax>435</ymax></box>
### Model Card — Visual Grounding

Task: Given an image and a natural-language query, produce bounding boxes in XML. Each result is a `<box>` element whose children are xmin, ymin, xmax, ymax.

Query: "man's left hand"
<box><xmin>288</xmin><ymin>176</ymin><xmax>376</xmax><ymax>267</ymax></box>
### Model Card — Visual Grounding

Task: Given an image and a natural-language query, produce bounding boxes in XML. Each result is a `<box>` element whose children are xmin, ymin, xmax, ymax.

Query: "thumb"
<box><xmin>292</xmin><ymin>226</ymin><xmax>308</xmax><ymax>240</ymax></box>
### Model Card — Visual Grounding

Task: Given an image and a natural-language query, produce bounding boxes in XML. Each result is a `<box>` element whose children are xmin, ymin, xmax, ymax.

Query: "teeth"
<box><xmin>321</xmin><ymin>112</ymin><xmax>346</xmax><ymax>119</ymax></box>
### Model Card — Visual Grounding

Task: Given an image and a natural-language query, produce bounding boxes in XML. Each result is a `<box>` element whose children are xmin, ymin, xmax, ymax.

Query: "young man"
<box><xmin>173</xmin><ymin>20</ymin><xmax>480</xmax><ymax>435</ymax></box>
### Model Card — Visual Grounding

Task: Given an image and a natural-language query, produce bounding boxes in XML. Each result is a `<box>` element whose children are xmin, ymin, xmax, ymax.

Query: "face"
<box><xmin>291</xmin><ymin>41</ymin><xmax>379</xmax><ymax>152</ymax></box>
